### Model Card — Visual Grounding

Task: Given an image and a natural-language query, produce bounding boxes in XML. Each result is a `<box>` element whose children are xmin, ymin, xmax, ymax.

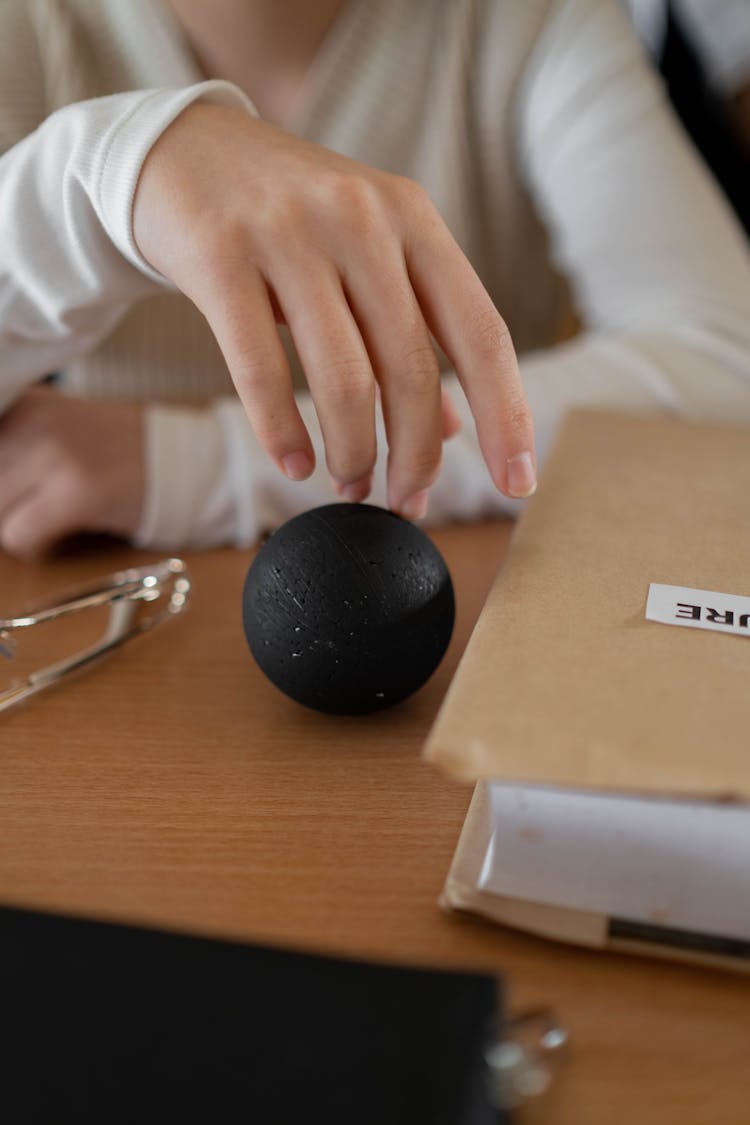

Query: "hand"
<box><xmin>133</xmin><ymin>104</ymin><xmax>536</xmax><ymax>518</ymax></box>
<box><xmin>0</xmin><ymin>386</ymin><xmax>144</xmax><ymax>558</ymax></box>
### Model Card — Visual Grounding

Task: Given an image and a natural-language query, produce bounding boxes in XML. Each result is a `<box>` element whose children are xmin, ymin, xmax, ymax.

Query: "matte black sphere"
<box><xmin>242</xmin><ymin>503</ymin><xmax>455</xmax><ymax>714</ymax></box>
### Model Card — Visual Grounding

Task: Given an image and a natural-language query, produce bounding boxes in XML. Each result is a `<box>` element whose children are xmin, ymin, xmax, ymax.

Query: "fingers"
<box><xmin>271</xmin><ymin>260</ymin><xmax>377</xmax><ymax>498</ymax></box>
<box><xmin>201</xmin><ymin>238</ymin><xmax>483</xmax><ymax>515</ymax></box>
<box><xmin>405</xmin><ymin>203</ymin><xmax>537</xmax><ymax>499</ymax></box>
<box><xmin>197</xmin><ymin>261</ymin><xmax>316</xmax><ymax>481</ymax></box>
<box><xmin>342</xmin><ymin>250</ymin><xmax>442</xmax><ymax>518</ymax></box>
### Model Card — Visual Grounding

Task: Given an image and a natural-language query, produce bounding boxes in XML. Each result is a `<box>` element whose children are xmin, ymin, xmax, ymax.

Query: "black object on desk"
<box><xmin>243</xmin><ymin>503</ymin><xmax>455</xmax><ymax>714</ymax></box>
<box><xmin>0</xmin><ymin>905</ymin><xmax>503</xmax><ymax>1125</ymax></box>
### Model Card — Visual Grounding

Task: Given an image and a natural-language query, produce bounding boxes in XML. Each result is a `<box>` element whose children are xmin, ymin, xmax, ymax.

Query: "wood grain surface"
<box><xmin>1</xmin><ymin>520</ymin><xmax>748</xmax><ymax>1123</ymax></box>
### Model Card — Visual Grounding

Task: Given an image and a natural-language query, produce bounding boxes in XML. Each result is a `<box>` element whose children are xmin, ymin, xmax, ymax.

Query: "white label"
<box><xmin>646</xmin><ymin>583</ymin><xmax>750</xmax><ymax>637</ymax></box>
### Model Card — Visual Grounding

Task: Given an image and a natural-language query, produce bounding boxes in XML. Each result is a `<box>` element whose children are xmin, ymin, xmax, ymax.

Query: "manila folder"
<box><xmin>424</xmin><ymin>409</ymin><xmax>750</xmax><ymax>799</ymax></box>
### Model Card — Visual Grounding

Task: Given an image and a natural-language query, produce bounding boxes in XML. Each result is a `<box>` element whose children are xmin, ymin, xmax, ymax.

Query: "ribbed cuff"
<box><xmin>214</xmin><ymin>398</ymin><xmax>263</xmax><ymax>548</ymax></box>
<box><xmin>94</xmin><ymin>80</ymin><xmax>256</xmax><ymax>282</ymax></box>
<box><xmin>134</xmin><ymin>402</ymin><xmax>237</xmax><ymax>550</ymax></box>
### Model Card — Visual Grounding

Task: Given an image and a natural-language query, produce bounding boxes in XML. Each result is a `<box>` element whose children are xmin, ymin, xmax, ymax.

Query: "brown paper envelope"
<box><xmin>424</xmin><ymin>409</ymin><xmax>750</xmax><ymax>798</ymax></box>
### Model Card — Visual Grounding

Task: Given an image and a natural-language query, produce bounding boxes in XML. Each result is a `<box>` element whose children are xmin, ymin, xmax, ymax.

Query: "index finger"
<box><xmin>405</xmin><ymin>214</ymin><xmax>537</xmax><ymax>499</ymax></box>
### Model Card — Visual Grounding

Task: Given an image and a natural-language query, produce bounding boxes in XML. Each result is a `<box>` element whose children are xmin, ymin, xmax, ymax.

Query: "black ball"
<box><xmin>242</xmin><ymin>504</ymin><xmax>455</xmax><ymax>714</ymax></box>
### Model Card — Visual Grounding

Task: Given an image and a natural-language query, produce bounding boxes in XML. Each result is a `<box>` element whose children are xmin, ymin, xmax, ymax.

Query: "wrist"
<box><xmin>94</xmin><ymin>82</ymin><xmax>256</xmax><ymax>281</ymax></box>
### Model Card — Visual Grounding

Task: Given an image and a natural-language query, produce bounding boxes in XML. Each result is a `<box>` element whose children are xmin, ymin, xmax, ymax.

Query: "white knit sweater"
<box><xmin>1</xmin><ymin>0</ymin><xmax>750</xmax><ymax>549</ymax></box>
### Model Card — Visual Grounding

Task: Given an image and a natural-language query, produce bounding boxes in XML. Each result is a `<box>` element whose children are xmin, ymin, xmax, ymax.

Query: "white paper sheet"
<box><xmin>478</xmin><ymin>784</ymin><xmax>750</xmax><ymax>941</ymax></box>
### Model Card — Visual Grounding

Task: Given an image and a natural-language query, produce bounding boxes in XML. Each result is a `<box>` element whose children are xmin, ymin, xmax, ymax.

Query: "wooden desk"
<box><xmin>1</xmin><ymin>522</ymin><xmax>748</xmax><ymax>1123</ymax></box>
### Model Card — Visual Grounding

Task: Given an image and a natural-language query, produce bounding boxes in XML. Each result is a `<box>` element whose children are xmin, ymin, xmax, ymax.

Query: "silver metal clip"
<box><xmin>0</xmin><ymin>557</ymin><xmax>191</xmax><ymax>714</ymax></box>
<box><xmin>485</xmin><ymin>1006</ymin><xmax>569</xmax><ymax>1111</ymax></box>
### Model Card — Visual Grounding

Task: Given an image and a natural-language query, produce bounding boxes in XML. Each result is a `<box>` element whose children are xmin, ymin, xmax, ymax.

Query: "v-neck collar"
<box><xmin>281</xmin><ymin>0</ymin><xmax>364</xmax><ymax>137</ymax></box>
<box><xmin>132</xmin><ymin>0</ymin><xmax>366</xmax><ymax>138</ymax></box>
<box><xmin>283</xmin><ymin>0</ymin><xmax>423</xmax><ymax>151</ymax></box>
<box><xmin>108</xmin><ymin>0</ymin><xmax>421</xmax><ymax>155</ymax></box>
<box><xmin>99</xmin><ymin>0</ymin><xmax>205</xmax><ymax>89</ymax></box>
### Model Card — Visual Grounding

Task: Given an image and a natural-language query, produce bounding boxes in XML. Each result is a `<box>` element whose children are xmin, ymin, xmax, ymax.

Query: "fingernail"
<box><xmin>282</xmin><ymin>451</ymin><xmax>313</xmax><ymax>480</ymax></box>
<box><xmin>399</xmin><ymin>489</ymin><xmax>429</xmax><ymax>521</ymax></box>
<box><xmin>506</xmin><ymin>452</ymin><xmax>537</xmax><ymax>498</ymax></box>
<box><xmin>338</xmin><ymin>474</ymin><xmax>372</xmax><ymax>503</ymax></box>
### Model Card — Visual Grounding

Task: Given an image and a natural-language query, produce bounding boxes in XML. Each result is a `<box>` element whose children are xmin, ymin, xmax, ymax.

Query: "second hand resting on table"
<box><xmin>0</xmin><ymin>387</ymin><xmax>143</xmax><ymax>558</ymax></box>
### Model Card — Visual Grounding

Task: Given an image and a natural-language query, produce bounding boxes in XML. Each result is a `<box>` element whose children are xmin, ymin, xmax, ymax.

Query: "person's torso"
<box><xmin>3</xmin><ymin>0</ymin><xmax>567</xmax><ymax>402</ymax></box>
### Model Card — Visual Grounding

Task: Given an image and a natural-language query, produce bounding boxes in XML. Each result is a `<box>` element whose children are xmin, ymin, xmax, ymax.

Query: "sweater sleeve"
<box><xmin>511</xmin><ymin>0</ymin><xmax>750</xmax><ymax>467</ymax></box>
<box><xmin>0</xmin><ymin>79</ymin><xmax>254</xmax><ymax>415</ymax></box>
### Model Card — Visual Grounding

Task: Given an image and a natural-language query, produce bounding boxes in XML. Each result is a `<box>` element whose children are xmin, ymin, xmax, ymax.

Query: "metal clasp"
<box><xmin>0</xmin><ymin>558</ymin><xmax>191</xmax><ymax>714</ymax></box>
